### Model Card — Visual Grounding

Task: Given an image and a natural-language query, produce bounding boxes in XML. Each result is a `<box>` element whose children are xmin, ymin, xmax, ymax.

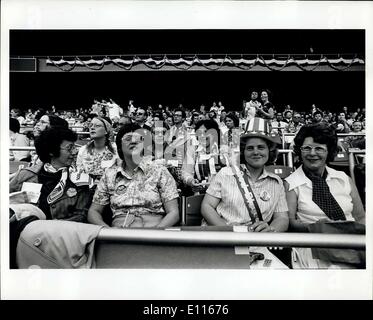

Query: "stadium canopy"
<box><xmin>11</xmin><ymin>53</ymin><xmax>364</xmax><ymax>72</ymax></box>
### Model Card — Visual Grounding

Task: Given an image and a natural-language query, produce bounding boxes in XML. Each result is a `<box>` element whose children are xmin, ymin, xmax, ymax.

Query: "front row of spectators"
<box><xmin>9</xmin><ymin>117</ymin><xmax>365</xmax><ymax>269</ymax></box>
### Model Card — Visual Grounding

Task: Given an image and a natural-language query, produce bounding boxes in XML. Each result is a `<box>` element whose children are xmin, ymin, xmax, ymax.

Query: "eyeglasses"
<box><xmin>136</xmin><ymin>112</ymin><xmax>145</xmax><ymax>116</ymax></box>
<box><xmin>300</xmin><ymin>145</ymin><xmax>328</xmax><ymax>154</ymax></box>
<box><xmin>89</xmin><ymin>123</ymin><xmax>104</xmax><ymax>129</ymax></box>
<box><xmin>60</xmin><ymin>144</ymin><xmax>78</xmax><ymax>153</ymax></box>
<box><xmin>122</xmin><ymin>134</ymin><xmax>144</xmax><ymax>143</ymax></box>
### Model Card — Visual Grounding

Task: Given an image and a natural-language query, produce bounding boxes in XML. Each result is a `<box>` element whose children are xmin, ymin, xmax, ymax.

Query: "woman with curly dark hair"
<box><xmin>10</xmin><ymin>127</ymin><xmax>90</xmax><ymax>222</ymax></box>
<box><xmin>284</xmin><ymin>123</ymin><xmax>365</xmax><ymax>268</ymax></box>
<box><xmin>257</xmin><ymin>89</ymin><xmax>275</xmax><ymax>120</ymax></box>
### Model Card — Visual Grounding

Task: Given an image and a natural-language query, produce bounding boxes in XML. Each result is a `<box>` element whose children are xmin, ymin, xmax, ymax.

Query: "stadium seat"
<box><xmin>329</xmin><ymin>151</ymin><xmax>350</xmax><ymax>175</ymax></box>
<box><xmin>181</xmin><ymin>194</ymin><xmax>205</xmax><ymax>226</ymax></box>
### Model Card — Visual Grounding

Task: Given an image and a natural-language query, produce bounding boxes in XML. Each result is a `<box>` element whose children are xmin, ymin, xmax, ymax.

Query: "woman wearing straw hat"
<box><xmin>201</xmin><ymin>117</ymin><xmax>289</xmax><ymax>232</ymax></box>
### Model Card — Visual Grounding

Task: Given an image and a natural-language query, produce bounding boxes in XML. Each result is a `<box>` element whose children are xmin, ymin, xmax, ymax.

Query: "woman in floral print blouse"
<box><xmin>87</xmin><ymin>123</ymin><xmax>180</xmax><ymax>228</ymax></box>
<box><xmin>76</xmin><ymin>117</ymin><xmax>118</xmax><ymax>189</ymax></box>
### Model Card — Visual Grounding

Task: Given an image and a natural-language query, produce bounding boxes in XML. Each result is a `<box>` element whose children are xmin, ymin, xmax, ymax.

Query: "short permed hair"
<box><xmin>225</xmin><ymin>112</ymin><xmax>239</xmax><ymax>128</ymax></box>
<box><xmin>35</xmin><ymin>127</ymin><xmax>77</xmax><ymax>163</ymax></box>
<box><xmin>115</xmin><ymin>123</ymin><xmax>142</xmax><ymax>160</ymax></box>
<box><xmin>293</xmin><ymin>123</ymin><xmax>338</xmax><ymax>163</ymax></box>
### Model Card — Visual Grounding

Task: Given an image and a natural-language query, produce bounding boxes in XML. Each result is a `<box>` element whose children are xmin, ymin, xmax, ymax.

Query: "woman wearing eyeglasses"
<box><xmin>76</xmin><ymin>117</ymin><xmax>118</xmax><ymax>188</ymax></box>
<box><xmin>28</xmin><ymin>115</ymin><xmax>69</xmax><ymax>164</ymax></box>
<box><xmin>88</xmin><ymin>123</ymin><xmax>180</xmax><ymax>228</ymax></box>
<box><xmin>10</xmin><ymin>127</ymin><xmax>90</xmax><ymax>222</ymax></box>
<box><xmin>33</xmin><ymin>114</ymin><xmax>68</xmax><ymax>137</ymax></box>
<box><xmin>284</xmin><ymin>123</ymin><xmax>365</xmax><ymax>268</ymax></box>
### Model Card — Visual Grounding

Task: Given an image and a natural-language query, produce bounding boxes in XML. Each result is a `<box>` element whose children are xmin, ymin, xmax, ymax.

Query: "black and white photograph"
<box><xmin>1</xmin><ymin>1</ymin><xmax>372</xmax><ymax>301</ymax></box>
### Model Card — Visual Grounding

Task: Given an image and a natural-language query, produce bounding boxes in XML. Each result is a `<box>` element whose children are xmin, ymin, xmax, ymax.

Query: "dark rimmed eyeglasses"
<box><xmin>60</xmin><ymin>144</ymin><xmax>78</xmax><ymax>153</ymax></box>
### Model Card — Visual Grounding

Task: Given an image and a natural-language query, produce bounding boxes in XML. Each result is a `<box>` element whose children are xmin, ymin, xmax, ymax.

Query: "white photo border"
<box><xmin>1</xmin><ymin>0</ymin><xmax>372</xmax><ymax>300</ymax></box>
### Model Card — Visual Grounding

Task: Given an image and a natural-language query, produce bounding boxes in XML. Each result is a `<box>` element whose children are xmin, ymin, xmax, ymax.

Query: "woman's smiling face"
<box><xmin>300</xmin><ymin>137</ymin><xmax>328</xmax><ymax>173</ymax></box>
<box><xmin>243</xmin><ymin>137</ymin><xmax>269</xmax><ymax>170</ymax></box>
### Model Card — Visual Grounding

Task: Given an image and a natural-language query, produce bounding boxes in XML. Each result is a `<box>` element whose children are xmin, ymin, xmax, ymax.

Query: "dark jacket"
<box><xmin>9</xmin><ymin>163</ymin><xmax>90</xmax><ymax>222</ymax></box>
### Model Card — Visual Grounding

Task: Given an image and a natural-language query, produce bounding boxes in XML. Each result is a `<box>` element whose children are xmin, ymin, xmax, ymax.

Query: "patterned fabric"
<box><xmin>229</xmin><ymin>164</ymin><xmax>259</xmax><ymax>223</ymax></box>
<box><xmin>285</xmin><ymin>166</ymin><xmax>356</xmax><ymax>269</ymax></box>
<box><xmin>93</xmin><ymin>157</ymin><xmax>179</xmax><ymax>226</ymax></box>
<box><xmin>181</xmin><ymin>138</ymin><xmax>224</xmax><ymax>185</ymax></box>
<box><xmin>271</xmin><ymin>121</ymin><xmax>287</xmax><ymax>134</ymax></box>
<box><xmin>243</xmin><ymin>117</ymin><xmax>281</xmax><ymax>145</ymax></box>
<box><xmin>206</xmin><ymin>166</ymin><xmax>288</xmax><ymax>225</ymax></box>
<box><xmin>44</xmin><ymin>164</ymin><xmax>68</xmax><ymax>204</ymax></box>
<box><xmin>285</xmin><ymin>166</ymin><xmax>354</xmax><ymax>224</ymax></box>
<box><xmin>166</xmin><ymin>125</ymin><xmax>187</xmax><ymax>144</ymax></box>
<box><xmin>9</xmin><ymin>132</ymin><xmax>30</xmax><ymax>161</ymax></box>
<box><xmin>227</xmin><ymin>129</ymin><xmax>233</xmax><ymax>144</ymax></box>
<box><xmin>245</xmin><ymin>100</ymin><xmax>260</xmax><ymax>120</ymax></box>
<box><xmin>76</xmin><ymin>144</ymin><xmax>118</xmax><ymax>179</ymax></box>
<box><xmin>303</xmin><ymin>169</ymin><xmax>346</xmax><ymax>221</ymax></box>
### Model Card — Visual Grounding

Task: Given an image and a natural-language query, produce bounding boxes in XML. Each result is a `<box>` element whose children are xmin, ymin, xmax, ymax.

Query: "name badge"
<box><xmin>260</xmin><ymin>190</ymin><xmax>271</xmax><ymax>201</ymax></box>
<box><xmin>115</xmin><ymin>185</ymin><xmax>127</xmax><ymax>195</ymax></box>
<box><xmin>70</xmin><ymin>170</ymin><xmax>90</xmax><ymax>185</ymax></box>
<box><xmin>21</xmin><ymin>182</ymin><xmax>43</xmax><ymax>203</ymax></box>
<box><xmin>101</xmin><ymin>160</ymin><xmax>114</xmax><ymax>169</ymax></box>
<box><xmin>66</xmin><ymin>187</ymin><xmax>77</xmax><ymax>197</ymax></box>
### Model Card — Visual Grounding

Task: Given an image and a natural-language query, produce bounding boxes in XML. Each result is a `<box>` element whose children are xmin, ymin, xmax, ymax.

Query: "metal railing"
<box><xmin>348</xmin><ymin>149</ymin><xmax>366</xmax><ymax>184</ymax></box>
<box><xmin>97</xmin><ymin>228</ymin><xmax>365</xmax><ymax>249</ymax></box>
<box><xmin>278</xmin><ymin>149</ymin><xmax>294</xmax><ymax>168</ymax></box>
<box><xmin>280</xmin><ymin>132</ymin><xmax>365</xmax><ymax>147</ymax></box>
<box><xmin>9</xmin><ymin>146</ymin><xmax>295</xmax><ymax>168</ymax></box>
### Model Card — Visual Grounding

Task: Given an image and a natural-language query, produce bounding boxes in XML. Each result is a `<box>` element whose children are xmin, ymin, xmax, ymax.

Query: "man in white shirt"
<box><xmin>10</xmin><ymin>108</ymin><xmax>25</xmax><ymax>126</ymax></box>
<box><xmin>165</xmin><ymin>108</ymin><xmax>187</xmax><ymax>144</ymax></box>
<box><xmin>91</xmin><ymin>99</ymin><xmax>102</xmax><ymax>115</ymax></box>
<box><xmin>271</xmin><ymin>112</ymin><xmax>287</xmax><ymax>134</ymax></box>
<box><xmin>244</xmin><ymin>91</ymin><xmax>261</xmax><ymax>121</ymax></box>
<box><xmin>104</xmin><ymin>98</ymin><xmax>123</xmax><ymax>121</ymax></box>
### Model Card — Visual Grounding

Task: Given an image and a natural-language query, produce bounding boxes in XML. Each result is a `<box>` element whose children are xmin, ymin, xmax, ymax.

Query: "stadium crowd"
<box><xmin>9</xmin><ymin>89</ymin><xmax>366</xmax><ymax>269</ymax></box>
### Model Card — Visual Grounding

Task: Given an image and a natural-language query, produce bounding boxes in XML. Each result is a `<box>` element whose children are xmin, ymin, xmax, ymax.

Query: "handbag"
<box><xmin>307</xmin><ymin>220</ymin><xmax>365</xmax><ymax>267</ymax></box>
